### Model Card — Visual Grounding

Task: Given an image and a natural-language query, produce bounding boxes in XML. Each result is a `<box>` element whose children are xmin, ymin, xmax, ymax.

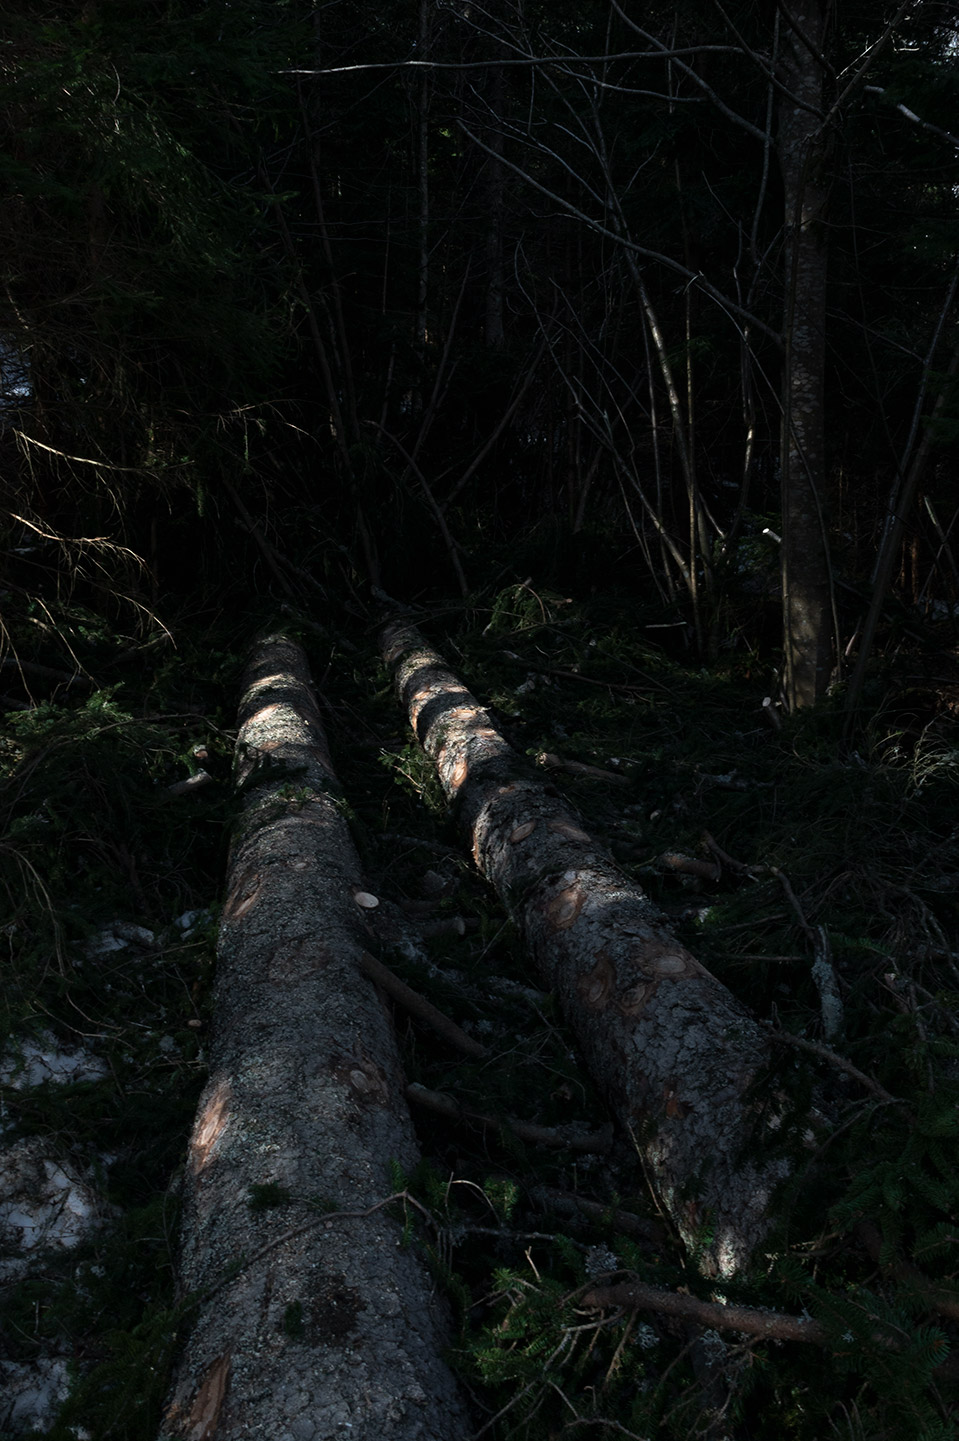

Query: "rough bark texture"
<box><xmin>382</xmin><ymin>620</ymin><xmax>790</xmax><ymax>1279</ymax></box>
<box><xmin>778</xmin><ymin>0</ymin><xmax>832</xmax><ymax>709</ymax></box>
<box><xmin>162</xmin><ymin>635</ymin><xmax>470</xmax><ymax>1441</ymax></box>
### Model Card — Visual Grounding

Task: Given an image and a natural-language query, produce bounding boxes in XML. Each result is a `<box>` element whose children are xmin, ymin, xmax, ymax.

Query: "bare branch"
<box><xmin>280</xmin><ymin>48</ymin><xmax>748</xmax><ymax>78</ymax></box>
<box><xmin>863</xmin><ymin>84</ymin><xmax>959</xmax><ymax>148</ymax></box>
<box><xmin>457</xmin><ymin>121</ymin><xmax>781</xmax><ymax>344</ymax></box>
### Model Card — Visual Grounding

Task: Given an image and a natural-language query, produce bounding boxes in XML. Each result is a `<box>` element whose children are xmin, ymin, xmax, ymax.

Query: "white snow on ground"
<box><xmin>0</xmin><ymin>1137</ymin><xmax>103</xmax><ymax>1281</ymax></box>
<box><xmin>0</xmin><ymin>1031</ymin><xmax>107</xmax><ymax>1091</ymax></box>
<box><xmin>0</xmin><ymin>1358</ymin><xmax>71</xmax><ymax>1434</ymax></box>
<box><xmin>84</xmin><ymin>919</ymin><xmax>156</xmax><ymax>957</ymax></box>
<box><xmin>0</xmin><ymin>1137</ymin><xmax>107</xmax><ymax>1434</ymax></box>
<box><xmin>0</xmin><ymin>912</ymin><xmax>206</xmax><ymax>1434</ymax></box>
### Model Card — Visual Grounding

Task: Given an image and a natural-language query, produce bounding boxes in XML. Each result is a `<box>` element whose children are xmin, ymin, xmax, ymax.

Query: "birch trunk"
<box><xmin>162</xmin><ymin>635</ymin><xmax>470</xmax><ymax>1441</ymax></box>
<box><xmin>382</xmin><ymin>620</ymin><xmax>790</xmax><ymax>1279</ymax></box>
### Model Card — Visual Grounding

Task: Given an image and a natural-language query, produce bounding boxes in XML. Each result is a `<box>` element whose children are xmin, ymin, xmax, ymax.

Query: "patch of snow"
<box><xmin>0</xmin><ymin>1139</ymin><xmax>104</xmax><ymax>1280</ymax></box>
<box><xmin>85</xmin><ymin>929</ymin><xmax>128</xmax><ymax>956</ymax></box>
<box><xmin>174</xmin><ymin>908</ymin><xmax>209</xmax><ymax>934</ymax></box>
<box><xmin>0</xmin><ymin>1032</ymin><xmax>107</xmax><ymax>1091</ymax></box>
<box><xmin>85</xmin><ymin>920</ymin><xmax>155</xmax><ymax>957</ymax></box>
<box><xmin>0</xmin><ymin>1356</ymin><xmax>71</xmax><ymax>1434</ymax></box>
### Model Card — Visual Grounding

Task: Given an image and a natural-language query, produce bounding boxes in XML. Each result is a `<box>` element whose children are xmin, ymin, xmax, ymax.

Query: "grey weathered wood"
<box><xmin>382</xmin><ymin>619</ymin><xmax>791</xmax><ymax>1279</ymax></box>
<box><xmin>163</xmin><ymin>634</ymin><xmax>470</xmax><ymax>1441</ymax></box>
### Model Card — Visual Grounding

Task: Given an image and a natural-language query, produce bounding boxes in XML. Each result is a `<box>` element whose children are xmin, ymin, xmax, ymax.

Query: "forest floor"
<box><xmin>2</xmin><ymin>574</ymin><xmax>959</xmax><ymax>1440</ymax></box>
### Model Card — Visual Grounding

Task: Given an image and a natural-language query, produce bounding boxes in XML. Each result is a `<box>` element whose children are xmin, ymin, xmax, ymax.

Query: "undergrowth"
<box><xmin>1</xmin><ymin>575</ymin><xmax>957</xmax><ymax>1438</ymax></box>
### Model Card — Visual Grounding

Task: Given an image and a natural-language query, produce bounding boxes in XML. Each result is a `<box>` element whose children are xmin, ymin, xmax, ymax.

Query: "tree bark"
<box><xmin>163</xmin><ymin>635</ymin><xmax>470</xmax><ymax>1441</ymax></box>
<box><xmin>381</xmin><ymin>620</ymin><xmax>791</xmax><ymax>1279</ymax></box>
<box><xmin>778</xmin><ymin>1</ymin><xmax>832</xmax><ymax>709</ymax></box>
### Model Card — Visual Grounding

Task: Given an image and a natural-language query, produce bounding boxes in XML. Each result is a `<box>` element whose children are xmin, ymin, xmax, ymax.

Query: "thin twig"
<box><xmin>203</xmin><ymin>1190</ymin><xmax>433</xmax><ymax>1302</ymax></box>
<box><xmin>770</xmin><ymin>866</ymin><xmax>843</xmax><ymax>1039</ymax></box>
<box><xmin>759</xmin><ymin>1021</ymin><xmax>898</xmax><ymax>1104</ymax></box>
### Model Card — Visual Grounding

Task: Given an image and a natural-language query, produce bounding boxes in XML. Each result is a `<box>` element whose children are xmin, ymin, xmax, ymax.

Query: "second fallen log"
<box><xmin>382</xmin><ymin>619</ymin><xmax>791</xmax><ymax>1280</ymax></box>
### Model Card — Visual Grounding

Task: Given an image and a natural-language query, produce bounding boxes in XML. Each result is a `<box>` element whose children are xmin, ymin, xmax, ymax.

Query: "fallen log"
<box><xmin>163</xmin><ymin>634</ymin><xmax>470</xmax><ymax>1440</ymax></box>
<box><xmin>382</xmin><ymin>619</ymin><xmax>791</xmax><ymax>1279</ymax></box>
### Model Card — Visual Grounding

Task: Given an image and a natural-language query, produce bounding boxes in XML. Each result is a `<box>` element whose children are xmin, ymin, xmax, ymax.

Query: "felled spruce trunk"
<box><xmin>163</xmin><ymin>635</ymin><xmax>469</xmax><ymax>1441</ymax></box>
<box><xmin>383</xmin><ymin>620</ymin><xmax>788</xmax><ymax>1279</ymax></box>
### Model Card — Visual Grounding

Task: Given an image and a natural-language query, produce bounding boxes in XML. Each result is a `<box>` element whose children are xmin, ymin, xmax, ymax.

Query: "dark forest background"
<box><xmin>3</xmin><ymin>0</ymin><xmax>958</xmax><ymax>691</ymax></box>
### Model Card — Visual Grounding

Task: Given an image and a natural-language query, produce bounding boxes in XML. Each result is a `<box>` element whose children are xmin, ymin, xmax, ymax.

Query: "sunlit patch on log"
<box><xmin>189</xmin><ymin>1076</ymin><xmax>231</xmax><ymax>1174</ymax></box>
<box><xmin>224</xmin><ymin>869</ymin><xmax>261</xmax><ymax>920</ymax></box>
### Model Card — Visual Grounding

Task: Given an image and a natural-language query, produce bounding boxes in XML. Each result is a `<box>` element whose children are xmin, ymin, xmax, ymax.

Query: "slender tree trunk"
<box><xmin>483</xmin><ymin>42</ymin><xmax>507</xmax><ymax>349</ymax></box>
<box><xmin>163</xmin><ymin>635</ymin><xmax>470</xmax><ymax>1441</ymax></box>
<box><xmin>415</xmin><ymin>0</ymin><xmax>430</xmax><ymax>364</ymax></box>
<box><xmin>778</xmin><ymin>1</ymin><xmax>832</xmax><ymax>709</ymax></box>
<box><xmin>381</xmin><ymin>620</ymin><xmax>792</xmax><ymax>1280</ymax></box>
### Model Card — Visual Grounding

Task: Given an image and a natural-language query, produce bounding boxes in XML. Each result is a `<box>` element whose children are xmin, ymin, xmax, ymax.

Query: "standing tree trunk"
<box><xmin>778</xmin><ymin>1</ymin><xmax>832</xmax><ymax>709</ymax></box>
<box><xmin>382</xmin><ymin>620</ymin><xmax>792</xmax><ymax>1279</ymax></box>
<box><xmin>163</xmin><ymin>635</ymin><xmax>470</xmax><ymax>1441</ymax></box>
<box><xmin>482</xmin><ymin>30</ymin><xmax>507</xmax><ymax>350</ymax></box>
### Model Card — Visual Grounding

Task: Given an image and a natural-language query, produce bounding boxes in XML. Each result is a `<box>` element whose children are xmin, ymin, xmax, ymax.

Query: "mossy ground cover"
<box><xmin>1</xmin><ymin>575</ymin><xmax>958</xmax><ymax>1439</ymax></box>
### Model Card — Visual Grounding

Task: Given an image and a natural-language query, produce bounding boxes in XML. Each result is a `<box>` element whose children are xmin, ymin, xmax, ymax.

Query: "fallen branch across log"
<box><xmin>358</xmin><ymin>950</ymin><xmax>487</xmax><ymax>1058</ymax></box>
<box><xmin>381</xmin><ymin>619</ymin><xmax>795</xmax><ymax>1278</ymax></box>
<box><xmin>406</xmin><ymin>1081</ymin><xmax>613</xmax><ymax>1154</ymax></box>
<box><xmin>164</xmin><ymin>633</ymin><xmax>470</xmax><ymax>1440</ymax></box>
<box><xmin>529</xmin><ymin>1186</ymin><xmax>664</xmax><ymax>1244</ymax></box>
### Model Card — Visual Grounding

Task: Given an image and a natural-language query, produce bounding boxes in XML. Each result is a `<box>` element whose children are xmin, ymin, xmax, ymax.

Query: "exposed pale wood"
<box><xmin>382</xmin><ymin>619</ymin><xmax>794</xmax><ymax>1278</ymax></box>
<box><xmin>164</xmin><ymin>633</ymin><xmax>470</xmax><ymax>1440</ymax></box>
